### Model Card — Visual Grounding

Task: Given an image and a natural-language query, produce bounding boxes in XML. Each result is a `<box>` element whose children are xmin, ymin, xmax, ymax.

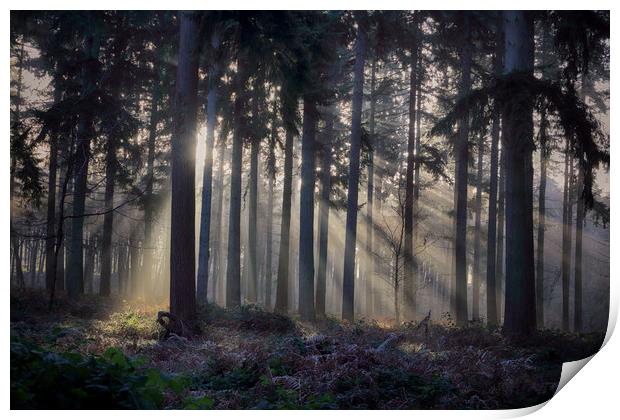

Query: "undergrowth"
<box><xmin>10</xmin><ymin>290</ymin><xmax>604</xmax><ymax>409</ymax></box>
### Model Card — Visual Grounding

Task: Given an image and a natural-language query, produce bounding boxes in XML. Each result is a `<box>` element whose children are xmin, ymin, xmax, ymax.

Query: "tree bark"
<box><xmin>454</xmin><ymin>13</ymin><xmax>472</xmax><ymax>327</ymax></box>
<box><xmin>298</xmin><ymin>96</ymin><xmax>318</xmax><ymax>322</ymax></box>
<box><xmin>143</xmin><ymin>81</ymin><xmax>161</xmax><ymax>299</ymax></box>
<box><xmin>574</xmin><ymin>156</ymin><xmax>584</xmax><ymax>333</ymax></box>
<box><xmin>99</xmin><ymin>137</ymin><xmax>117</xmax><ymax>296</ymax></box>
<box><xmin>501</xmin><ymin>10</ymin><xmax>537</xmax><ymax>336</ymax></box>
<box><xmin>486</xmin><ymin>107</ymin><xmax>500</xmax><ymax>327</ymax></box>
<box><xmin>274</xmin><ymin>118</ymin><xmax>295</xmax><ymax>313</ymax></box>
<box><xmin>472</xmin><ymin>133</ymin><xmax>484</xmax><ymax>320</ymax></box>
<box><xmin>211</xmin><ymin>129</ymin><xmax>227</xmax><ymax>303</ymax></box>
<box><xmin>225</xmin><ymin>55</ymin><xmax>247</xmax><ymax>308</ymax></box>
<box><xmin>574</xmin><ymin>79</ymin><xmax>587</xmax><ymax>333</ymax></box>
<box><xmin>342</xmin><ymin>17</ymin><xmax>367</xmax><ymax>322</ymax></box>
<box><xmin>412</xmin><ymin>53</ymin><xmax>423</xmax><ymax>319</ymax></box>
<box><xmin>45</xmin><ymin>83</ymin><xmax>61</xmax><ymax>292</ymax></box>
<box><xmin>265</xmin><ymin>157</ymin><xmax>275</xmax><ymax>309</ymax></box>
<box><xmin>561</xmin><ymin>143</ymin><xmax>574</xmax><ymax>332</ymax></box>
<box><xmin>247</xmin><ymin>130</ymin><xmax>259</xmax><ymax>303</ymax></box>
<box><xmin>67</xmin><ymin>27</ymin><xmax>101</xmax><ymax>298</ymax></box>
<box><xmin>365</xmin><ymin>57</ymin><xmax>377</xmax><ymax>318</ymax></box>
<box><xmin>536</xmin><ymin>110</ymin><xmax>548</xmax><ymax>329</ymax></box>
<box><xmin>403</xmin><ymin>37</ymin><xmax>418</xmax><ymax>322</ymax></box>
<box><xmin>197</xmin><ymin>31</ymin><xmax>221</xmax><ymax>304</ymax></box>
<box><xmin>316</xmin><ymin>105</ymin><xmax>334</xmax><ymax>318</ymax></box>
<box><xmin>169</xmin><ymin>11</ymin><xmax>200</xmax><ymax>323</ymax></box>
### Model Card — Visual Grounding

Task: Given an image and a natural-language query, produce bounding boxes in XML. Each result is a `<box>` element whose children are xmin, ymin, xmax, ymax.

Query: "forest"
<box><xmin>10</xmin><ymin>10</ymin><xmax>610</xmax><ymax>410</ymax></box>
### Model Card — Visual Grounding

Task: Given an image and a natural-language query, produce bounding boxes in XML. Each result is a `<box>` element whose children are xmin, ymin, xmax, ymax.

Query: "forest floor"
<box><xmin>11</xmin><ymin>290</ymin><xmax>604</xmax><ymax>410</ymax></box>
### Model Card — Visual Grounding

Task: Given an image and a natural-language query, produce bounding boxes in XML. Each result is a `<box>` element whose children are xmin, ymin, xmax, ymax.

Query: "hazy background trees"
<box><xmin>10</xmin><ymin>10</ymin><xmax>610</xmax><ymax>335</ymax></box>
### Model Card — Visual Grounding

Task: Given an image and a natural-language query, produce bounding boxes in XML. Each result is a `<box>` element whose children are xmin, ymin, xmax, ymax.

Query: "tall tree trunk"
<box><xmin>45</xmin><ymin>83</ymin><xmax>61</xmax><ymax>291</ymax></box>
<box><xmin>197</xmin><ymin>31</ymin><xmax>221</xmax><ymax>305</ymax></box>
<box><xmin>486</xmin><ymin>106</ymin><xmax>500</xmax><ymax>327</ymax></box>
<box><xmin>394</xmin><ymin>255</ymin><xmax>400</xmax><ymax>325</ymax></box>
<box><xmin>99</xmin><ymin>138</ymin><xmax>117</xmax><ymax>296</ymax></box>
<box><xmin>56</xmin><ymin>165</ymin><xmax>72</xmax><ymax>292</ymax></box>
<box><xmin>412</xmin><ymin>54</ymin><xmax>423</xmax><ymax>318</ymax></box>
<box><xmin>534</xmin><ymin>24</ymin><xmax>557</xmax><ymax>329</ymax></box>
<box><xmin>373</xmin><ymin>174</ymin><xmax>383</xmax><ymax>316</ymax></box>
<box><xmin>365</xmin><ymin>57</ymin><xmax>377</xmax><ymax>318</ymax></box>
<box><xmin>265</xmin><ymin>161</ymin><xmax>275</xmax><ymax>310</ymax></box>
<box><xmin>496</xmin><ymin>146</ymin><xmax>505</xmax><ymax>321</ymax></box>
<box><xmin>169</xmin><ymin>11</ymin><xmax>200</xmax><ymax>323</ymax></box>
<box><xmin>211</xmin><ymin>129</ymin><xmax>227</xmax><ymax>303</ymax></box>
<box><xmin>536</xmin><ymin>110</ymin><xmax>548</xmax><ymax>329</ymax></box>
<box><xmin>226</xmin><ymin>56</ymin><xmax>248</xmax><ymax>308</ymax></box>
<box><xmin>67</xmin><ymin>26</ymin><xmax>101</xmax><ymax>298</ymax></box>
<box><xmin>298</xmin><ymin>96</ymin><xmax>318</xmax><ymax>322</ymax></box>
<box><xmin>472</xmin><ymin>134</ymin><xmax>484</xmax><ymax>320</ymax></box>
<box><xmin>403</xmin><ymin>37</ymin><xmax>418</xmax><ymax>321</ymax></box>
<box><xmin>274</xmin><ymin>119</ymin><xmax>295</xmax><ymax>313</ymax></box>
<box><xmin>10</xmin><ymin>41</ymin><xmax>25</xmax><ymax>289</ymax></box>
<box><xmin>247</xmin><ymin>135</ymin><xmax>259</xmax><ymax>303</ymax></box>
<box><xmin>316</xmin><ymin>106</ymin><xmax>334</xmax><ymax>318</ymax></box>
<box><xmin>574</xmin><ymin>79</ymin><xmax>587</xmax><ymax>333</ymax></box>
<box><xmin>501</xmin><ymin>10</ymin><xmax>537</xmax><ymax>336</ymax></box>
<box><xmin>143</xmin><ymin>81</ymin><xmax>161</xmax><ymax>299</ymax></box>
<box><xmin>342</xmin><ymin>17</ymin><xmax>367</xmax><ymax>322</ymax></box>
<box><xmin>574</xmin><ymin>156</ymin><xmax>584</xmax><ymax>333</ymax></box>
<box><xmin>561</xmin><ymin>143</ymin><xmax>572</xmax><ymax>331</ymax></box>
<box><xmin>454</xmin><ymin>13</ymin><xmax>472</xmax><ymax>327</ymax></box>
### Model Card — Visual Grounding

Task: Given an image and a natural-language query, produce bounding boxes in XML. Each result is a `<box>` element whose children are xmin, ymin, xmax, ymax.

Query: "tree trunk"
<box><xmin>316</xmin><ymin>106</ymin><xmax>334</xmax><ymax>318</ymax></box>
<box><xmin>29</xmin><ymin>239</ymin><xmax>40</xmax><ymax>287</ymax></box>
<box><xmin>10</xmin><ymin>42</ymin><xmax>25</xmax><ymax>289</ymax></box>
<box><xmin>536</xmin><ymin>110</ymin><xmax>548</xmax><ymax>329</ymax></box>
<box><xmin>197</xmin><ymin>32</ymin><xmax>221</xmax><ymax>305</ymax></box>
<box><xmin>226</xmin><ymin>55</ymin><xmax>248</xmax><ymax>308</ymax></box>
<box><xmin>342</xmin><ymin>17</ymin><xmax>367</xmax><ymax>322</ymax></box>
<box><xmin>84</xmin><ymin>234</ymin><xmax>96</xmax><ymax>294</ymax></box>
<box><xmin>365</xmin><ymin>57</ymin><xmax>377</xmax><ymax>318</ymax></box>
<box><xmin>373</xmin><ymin>174</ymin><xmax>383</xmax><ymax>316</ymax></box>
<box><xmin>274</xmin><ymin>122</ymin><xmax>295</xmax><ymax>313</ymax></box>
<box><xmin>403</xmin><ymin>39</ymin><xmax>418</xmax><ymax>321</ymax></box>
<box><xmin>265</xmin><ymin>161</ymin><xmax>275</xmax><ymax>310</ymax></box>
<box><xmin>298</xmin><ymin>96</ymin><xmax>318</xmax><ymax>322</ymax></box>
<box><xmin>561</xmin><ymin>143</ymin><xmax>573</xmax><ymax>332</ymax></box>
<box><xmin>169</xmin><ymin>11</ymin><xmax>200</xmax><ymax>324</ymax></box>
<box><xmin>412</xmin><ymin>54</ymin><xmax>423</xmax><ymax>319</ymax></box>
<box><xmin>501</xmin><ymin>10</ymin><xmax>537</xmax><ymax>336</ymax></box>
<box><xmin>454</xmin><ymin>13</ymin><xmax>472</xmax><ymax>327</ymax></box>
<box><xmin>45</xmin><ymin>84</ymin><xmax>61</xmax><ymax>291</ymax></box>
<box><xmin>99</xmin><ymin>138</ymin><xmax>116</xmax><ymax>296</ymax></box>
<box><xmin>486</xmin><ymin>106</ymin><xmax>500</xmax><ymax>327</ymax></box>
<box><xmin>574</xmin><ymin>157</ymin><xmax>584</xmax><ymax>333</ymax></box>
<box><xmin>394</xmin><ymin>255</ymin><xmax>400</xmax><ymax>325</ymax></box>
<box><xmin>574</xmin><ymin>79</ymin><xmax>587</xmax><ymax>333</ymax></box>
<box><xmin>496</xmin><ymin>146</ymin><xmax>505</xmax><ymax>321</ymax></box>
<box><xmin>472</xmin><ymin>133</ymin><xmax>484</xmax><ymax>320</ymax></box>
<box><xmin>247</xmin><ymin>133</ymin><xmax>259</xmax><ymax>303</ymax></box>
<box><xmin>211</xmin><ymin>129</ymin><xmax>227</xmax><ymax>304</ymax></box>
<box><xmin>143</xmin><ymin>81</ymin><xmax>161</xmax><ymax>299</ymax></box>
<box><xmin>67</xmin><ymin>27</ymin><xmax>101</xmax><ymax>298</ymax></box>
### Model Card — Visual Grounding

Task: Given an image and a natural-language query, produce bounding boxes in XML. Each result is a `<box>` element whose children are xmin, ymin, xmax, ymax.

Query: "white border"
<box><xmin>3</xmin><ymin>2</ymin><xmax>617</xmax><ymax>419</ymax></box>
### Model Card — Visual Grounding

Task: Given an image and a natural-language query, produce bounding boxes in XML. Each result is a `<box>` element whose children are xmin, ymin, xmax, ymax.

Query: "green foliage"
<box><xmin>106</xmin><ymin>309</ymin><xmax>162</xmax><ymax>340</ymax></box>
<box><xmin>11</xmin><ymin>337</ymin><xmax>185</xmax><ymax>409</ymax></box>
